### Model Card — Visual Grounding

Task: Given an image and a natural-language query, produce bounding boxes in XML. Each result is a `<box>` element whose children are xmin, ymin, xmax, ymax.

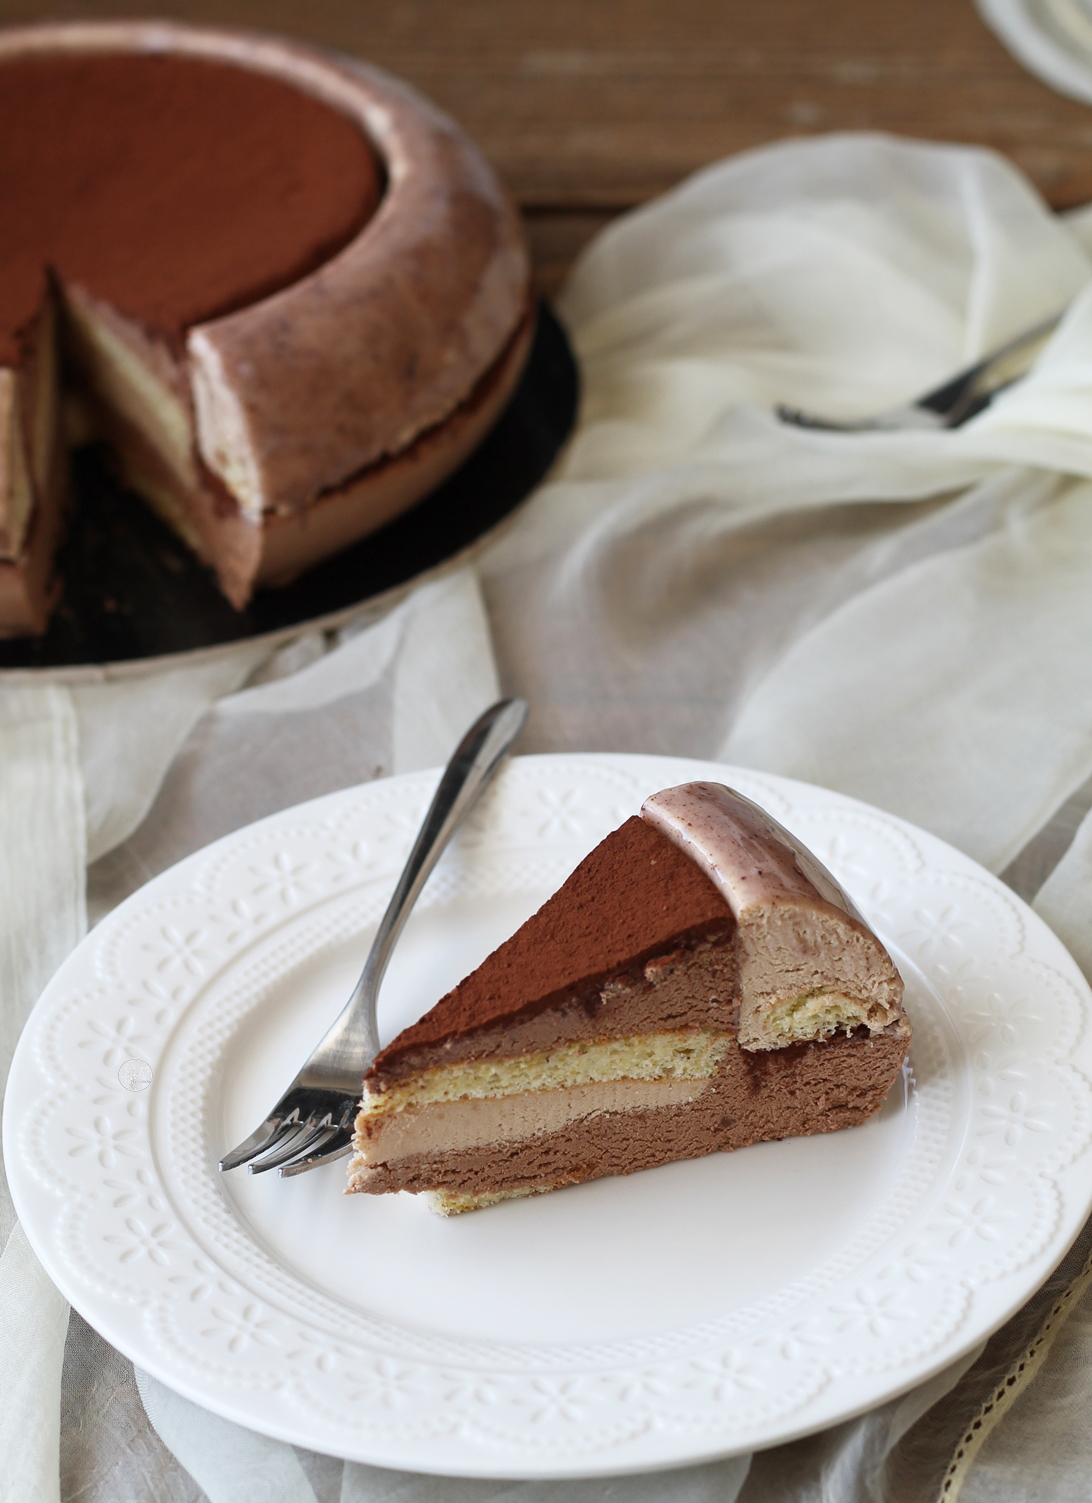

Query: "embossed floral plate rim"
<box><xmin>6</xmin><ymin>753</ymin><xmax>1092</xmax><ymax>1479</ymax></box>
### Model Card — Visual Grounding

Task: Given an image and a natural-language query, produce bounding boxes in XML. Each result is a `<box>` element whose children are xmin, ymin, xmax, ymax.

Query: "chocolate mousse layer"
<box><xmin>358</xmin><ymin>1024</ymin><xmax>910</xmax><ymax>1203</ymax></box>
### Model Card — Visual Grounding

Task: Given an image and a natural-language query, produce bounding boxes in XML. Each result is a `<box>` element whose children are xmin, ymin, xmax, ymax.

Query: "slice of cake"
<box><xmin>0</xmin><ymin>22</ymin><xmax>532</xmax><ymax>632</ymax></box>
<box><xmin>348</xmin><ymin>781</ymin><xmax>910</xmax><ymax>1214</ymax></box>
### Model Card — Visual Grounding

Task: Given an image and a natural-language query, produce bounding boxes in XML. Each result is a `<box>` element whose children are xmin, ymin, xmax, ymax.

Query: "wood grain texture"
<box><xmin>3</xmin><ymin>0</ymin><xmax>1091</xmax><ymax>291</ymax></box>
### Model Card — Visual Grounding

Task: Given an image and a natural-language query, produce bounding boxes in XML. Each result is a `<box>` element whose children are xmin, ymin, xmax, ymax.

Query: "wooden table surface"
<box><xmin>2</xmin><ymin>0</ymin><xmax>1090</xmax><ymax>292</ymax></box>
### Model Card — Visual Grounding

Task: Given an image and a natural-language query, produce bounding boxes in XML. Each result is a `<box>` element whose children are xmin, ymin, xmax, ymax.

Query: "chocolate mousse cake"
<box><xmin>0</xmin><ymin>22</ymin><xmax>532</xmax><ymax>633</ymax></box>
<box><xmin>348</xmin><ymin>781</ymin><xmax>910</xmax><ymax>1213</ymax></box>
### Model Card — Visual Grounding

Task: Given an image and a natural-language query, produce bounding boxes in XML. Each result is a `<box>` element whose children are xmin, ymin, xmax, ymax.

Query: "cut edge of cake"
<box><xmin>0</xmin><ymin>288</ymin><xmax>64</xmax><ymax>635</ymax></box>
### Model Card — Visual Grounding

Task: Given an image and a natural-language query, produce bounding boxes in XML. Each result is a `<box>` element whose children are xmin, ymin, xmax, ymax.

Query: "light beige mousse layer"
<box><xmin>349</xmin><ymin>1075</ymin><xmax>711</xmax><ymax>1190</ymax></box>
<box><xmin>349</xmin><ymin>1029</ymin><xmax>732</xmax><ymax>1189</ymax></box>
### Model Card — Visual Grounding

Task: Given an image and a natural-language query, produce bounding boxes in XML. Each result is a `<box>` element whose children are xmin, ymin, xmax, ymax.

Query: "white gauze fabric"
<box><xmin>75</xmin><ymin>642</ymin><xmax>272</xmax><ymax>863</ymax></box>
<box><xmin>723</xmin><ymin>469</ymin><xmax>1092</xmax><ymax>872</ymax></box>
<box><xmin>0</xmin><ymin>687</ymin><xmax>85</xmax><ymax>1503</ymax></box>
<box><xmin>482</xmin><ymin>133</ymin><xmax>1092</xmax><ymax>872</ymax></box>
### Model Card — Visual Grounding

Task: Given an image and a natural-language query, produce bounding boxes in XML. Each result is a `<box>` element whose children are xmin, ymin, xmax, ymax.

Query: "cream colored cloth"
<box><xmin>0</xmin><ymin>687</ymin><xmax>84</xmax><ymax>1503</ymax></box>
<box><xmin>483</xmin><ymin>134</ymin><xmax>1092</xmax><ymax>873</ymax></box>
<box><xmin>722</xmin><ymin>468</ymin><xmax>1092</xmax><ymax>872</ymax></box>
<box><xmin>87</xmin><ymin>569</ymin><xmax>500</xmax><ymax>919</ymax></box>
<box><xmin>76</xmin><ymin>646</ymin><xmax>271</xmax><ymax>864</ymax></box>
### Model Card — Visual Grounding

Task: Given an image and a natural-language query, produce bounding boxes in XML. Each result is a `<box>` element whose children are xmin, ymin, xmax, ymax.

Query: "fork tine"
<box><xmin>248</xmin><ymin>1116</ymin><xmax>332</xmax><ymax>1175</ymax></box>
<box><xmin>277</xmin><ymin>1129</ymin><xmax>352</xmax><ymax>1177</ymax></box>
<box><xmin>219</xmin><ymin>1113</ymin><xmax>293</xmax><ymax>1173</ymax></box>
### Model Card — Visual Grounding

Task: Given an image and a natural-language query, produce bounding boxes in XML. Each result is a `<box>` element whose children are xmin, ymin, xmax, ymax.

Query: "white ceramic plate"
<box><xmin>7</xmin><ymin>754</ymin><xmax>1092</xmax><ymax>1478</ymax></box>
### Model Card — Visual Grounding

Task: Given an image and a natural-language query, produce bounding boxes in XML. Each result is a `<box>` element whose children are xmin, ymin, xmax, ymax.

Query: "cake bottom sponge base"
<box><xmin>352</xmin><ymin>1026</ymin><xmax>909</xmax><ymax>1213</ymax></box>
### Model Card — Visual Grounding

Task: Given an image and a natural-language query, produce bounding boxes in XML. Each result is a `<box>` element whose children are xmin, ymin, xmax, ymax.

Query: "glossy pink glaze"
<box><xmin>641</xmin><ymin>781</ymin><xmax>862</xmax><ymax>922</ymax></box>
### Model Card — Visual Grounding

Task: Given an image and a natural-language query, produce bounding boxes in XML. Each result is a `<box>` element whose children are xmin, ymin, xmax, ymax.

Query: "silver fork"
<box><xmin>219</xmin><ymin>697</ymin><xmax>528</xmax><ymax>1179</ymax></box>
<box><xmin>776</xmin><ymin>310</ymin><xmax>1063</xmax><ymax>432</ymax></box>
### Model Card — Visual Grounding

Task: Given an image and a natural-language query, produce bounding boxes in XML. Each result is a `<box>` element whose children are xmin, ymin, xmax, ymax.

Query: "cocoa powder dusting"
<box><xmin>0</xmin><ymin>52</ymin><xmax>383</xmax><ymax>364</ymax></box>
<box><xmin>370</xmin><ymin>817</ymin><xmax>734</xmax><ymax>1080</ymax></box>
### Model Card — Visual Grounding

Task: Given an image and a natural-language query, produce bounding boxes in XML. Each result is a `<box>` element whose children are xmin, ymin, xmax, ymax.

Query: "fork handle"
<box><xmin>298</xmin><ymin>698</ymin><xmax>528</xmax><ymax>1095</ymax></box>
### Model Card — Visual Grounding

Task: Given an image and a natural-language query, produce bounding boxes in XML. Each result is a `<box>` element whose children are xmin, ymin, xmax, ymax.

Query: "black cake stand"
<box><xmin>0</xmin><ymin>303</ymin><xmax>578</xmax><ymax>673</ymax></box>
